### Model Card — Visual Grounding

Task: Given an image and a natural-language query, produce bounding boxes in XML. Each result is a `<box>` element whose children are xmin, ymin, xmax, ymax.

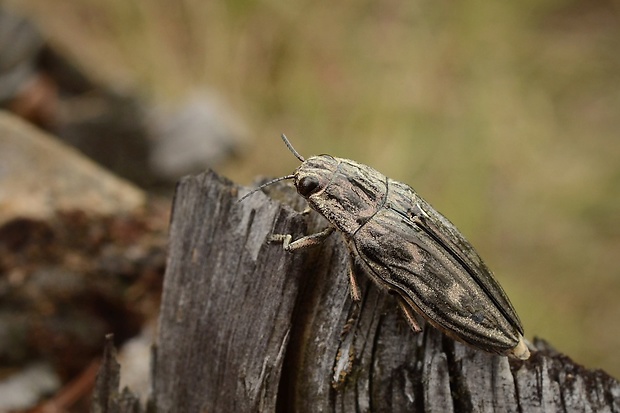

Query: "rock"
<box><xmin>0</xmin><ymin>110</ymin><xmax>145</xmax><ymax>226</ymax></box>
<box><xmin>0</xmin><ymin>362</ymin><xmax>60</xmax><ymax>411</ymax></box>
<box><xmin>147</xmin><ymin>91</ymin><xmax>248</xmax><ymax>181</ymax></box>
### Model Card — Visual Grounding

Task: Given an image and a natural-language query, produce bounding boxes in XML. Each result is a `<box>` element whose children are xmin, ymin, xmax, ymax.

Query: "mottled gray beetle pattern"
<box><xmin>243</xmin><ymin>135</ymin><xmax>530</xmax><ymax>360</ymax></box>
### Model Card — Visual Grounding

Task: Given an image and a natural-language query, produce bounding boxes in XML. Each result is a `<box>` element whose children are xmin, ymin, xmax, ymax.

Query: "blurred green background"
<box><xmin>9</xmin><ymin>0</ymin><xmax>620</xmax><ymax>378</ymax></box>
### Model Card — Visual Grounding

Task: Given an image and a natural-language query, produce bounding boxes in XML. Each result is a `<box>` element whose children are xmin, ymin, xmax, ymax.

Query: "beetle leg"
<box><xmin>269</xmin><ymin>227</ymin><xmax>335</xmax><ymax>252</ymax></box>
<box><xmin>346</xmin><ymin>255</ymin><xmax>362</xmax><ymax>301</ymax></box>
<box><xmin>396</xmin><ymin>298</ymin><xmax>422</xmax><ymax>333</ymax></box>
<box><xmin>508</xmin><ymin>335</ymin><xmax>531</xmax><ymax>360</ymax></box>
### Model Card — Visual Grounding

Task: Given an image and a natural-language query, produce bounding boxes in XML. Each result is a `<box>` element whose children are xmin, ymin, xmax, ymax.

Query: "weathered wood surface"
<box><xmin>91</xmin><ymin>335</ymin><xmax>143</xmax><ymax>413</ymax></box>
<box><xmin>96</xmin><ymin>169</ymin><xmax>620</xmax><ymax>412</ymax></box>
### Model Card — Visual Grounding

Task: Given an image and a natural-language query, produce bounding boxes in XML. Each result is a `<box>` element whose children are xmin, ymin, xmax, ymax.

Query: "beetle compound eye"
<box><xmin>297</xmin><ymin>176</ymin><xmax>321</xmax><ymax>197</ymax></box>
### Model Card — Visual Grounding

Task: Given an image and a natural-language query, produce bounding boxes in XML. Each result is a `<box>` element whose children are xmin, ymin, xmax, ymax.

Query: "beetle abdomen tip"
<box><xmin>509</xmin><ymin>336</ymin><xmax>531</xmax><ymax>360</ymax></box>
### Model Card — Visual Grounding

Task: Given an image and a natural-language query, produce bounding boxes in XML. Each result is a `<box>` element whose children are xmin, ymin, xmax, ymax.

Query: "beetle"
<box><xmin>241</xmin><ymin>134</ymin><xmax>530</xmax><ymax>360</ymax></box>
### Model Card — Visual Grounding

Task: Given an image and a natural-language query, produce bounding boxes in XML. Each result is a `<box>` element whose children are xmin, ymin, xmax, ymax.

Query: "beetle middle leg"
<box><xmin>347</xmin><ymin>254</ymin><xmax>363</xmax><ymax>302</ymax></box>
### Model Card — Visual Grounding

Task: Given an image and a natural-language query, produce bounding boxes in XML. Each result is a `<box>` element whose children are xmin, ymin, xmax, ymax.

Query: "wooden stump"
<box><xmin>94</xmin><ymin>169</ymin><xmax>620</xmax><ymax>413</ymax></box>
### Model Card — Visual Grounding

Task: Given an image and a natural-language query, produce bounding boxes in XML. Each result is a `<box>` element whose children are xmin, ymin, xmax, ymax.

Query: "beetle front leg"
<box><xmin>269</xmin><ymin>227</ymin><xmax>335</xmax><ymax>252</ymax></box>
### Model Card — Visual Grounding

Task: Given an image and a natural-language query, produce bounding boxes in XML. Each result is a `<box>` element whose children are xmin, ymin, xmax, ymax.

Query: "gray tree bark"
<box><xmin>94</xmin><ymin>169</ymin><xmax>620</xmax><ymax>413</ymax></box>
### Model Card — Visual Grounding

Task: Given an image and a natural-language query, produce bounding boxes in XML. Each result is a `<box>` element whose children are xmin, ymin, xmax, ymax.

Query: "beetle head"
<box><xmin>293</xmin><ymin>150</ymin><xmax>387</xmax><ymax>235</ymax></box>
<box><xmin>240</xmin><ymin>135</ymin><xmax>385</xmax><ymax>236</ymax></box>
<box><xmin>292</xmin><ymin>155</ymin><xmax>339</xmax><ymax>199</ymax></box>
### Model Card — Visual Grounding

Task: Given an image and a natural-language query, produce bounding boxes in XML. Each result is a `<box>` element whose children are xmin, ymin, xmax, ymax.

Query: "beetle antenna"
<box><xmin>238</xmin><ymin>174</ymin><xmax>295</xmax><ymax>202</ymax></box>
<box><xmin>281</xmin><ymin>134</ymin><xmax>305</xmax><ymax>162</ymax></box>
<box><xmin>238</xmin><ymin>134</ymin><xmax>304</xmax><ymax>203</ymax></box>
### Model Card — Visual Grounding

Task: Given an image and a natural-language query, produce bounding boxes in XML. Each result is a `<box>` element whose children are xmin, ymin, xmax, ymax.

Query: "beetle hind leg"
<box><xmin>396</xmin><ymin>298</ymin><xmax>422</xmax><ymax>333</ymax></box>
